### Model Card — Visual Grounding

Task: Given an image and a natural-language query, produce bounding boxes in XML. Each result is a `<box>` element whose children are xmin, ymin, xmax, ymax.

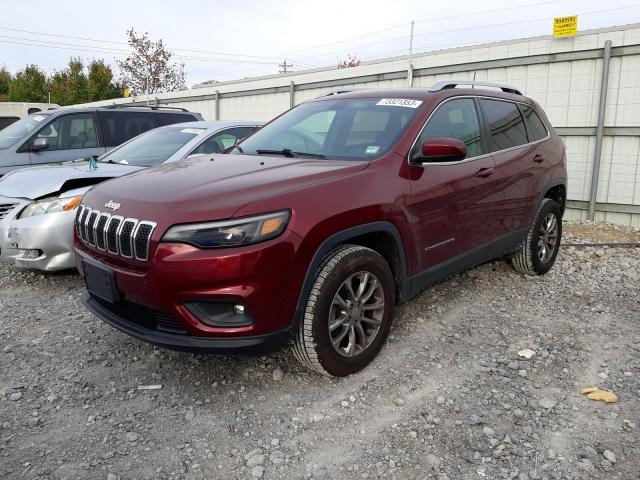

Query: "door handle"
<box><xmin>474</xmin><ymin>167</ymin><xmax>495</xmax><ymax>178</ymax></box>
<box><xmin>533</xmin><ymin>154</ymin><xmax>545</xmax><ymax>163</ymax></box>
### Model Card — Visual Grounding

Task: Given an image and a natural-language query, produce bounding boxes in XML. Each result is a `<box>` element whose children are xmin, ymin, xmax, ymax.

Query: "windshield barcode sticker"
<box><xmin>180</xmin><ymin>128</ymin><xmax>206</xmax><ymax>134</ymax></box>
<box><xmin>33</xmin><ymin>115</ymin><xmax>46</xmax><ymax>122</ymax></box>
<box><xmin>376</xmin><ymin>98</ymin><xmax>423</xmax><ymax>108</ymax></box>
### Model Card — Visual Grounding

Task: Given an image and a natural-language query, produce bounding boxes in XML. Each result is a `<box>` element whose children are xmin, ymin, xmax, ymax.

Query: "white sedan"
<box><xmin>0</xmin><ymin>120</ymin><xmax>262</xmax><ymax>271</ymax></box>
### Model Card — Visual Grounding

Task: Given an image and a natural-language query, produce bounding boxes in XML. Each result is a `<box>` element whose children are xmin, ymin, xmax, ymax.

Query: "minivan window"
<box><xmin>234</xmin><ymin>98</ymin><xmax>422</xmax><ymax>160</ymax></box>
<box><xmin>480</xmin><ymin>99</ymin><xmax>528</xmax><ymax>152</ymax></box>
<box><xmin>519</xmin><ymin>104</ymin><xmax>549</xmax><ymax>142</ymax></box>
<box><xmin>413</xmin><ymin>98</ymin><xmax>483</xmax><ymax>160</ymax></box>
<box><xmin>35</xmin><ymin>113</ymin><xmax>98</xmax><ymax>150</ymax></box>
<box><xmin>155</xmin><ymin>112</ymin><xmax>198</xmax><ymax>126</ymax></box>
<box><xmin>0</xmin><ymin>113</ymin><xmax>50</xmax><ymax>149</ymax></box>
<box><xmin>97</xmin><ymin>111</ymin><xmax>157</xmax><ymax>147</ymax></box>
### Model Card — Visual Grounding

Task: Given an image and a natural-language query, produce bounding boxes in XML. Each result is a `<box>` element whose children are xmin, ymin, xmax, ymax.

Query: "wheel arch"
<box><xmin>293</xmin><ymin>221</ymin><xmax>409</xmax><ymax>327</ymax></box>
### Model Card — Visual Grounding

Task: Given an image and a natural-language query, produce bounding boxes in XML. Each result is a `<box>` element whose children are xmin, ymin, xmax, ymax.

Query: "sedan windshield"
<box><xmin>0</xmin><ymin>114</ymin><xmax>51</xmax><ymax>149</ymax></box>
<box><xmin>99</xmin><ymin>126</ymin><xmax>206</xmax><ymax>166</ymax></box>
<box><xmin>234</xmin><ymin>98</ymin><xmax>423</xmax><ymax>160</ymax></box>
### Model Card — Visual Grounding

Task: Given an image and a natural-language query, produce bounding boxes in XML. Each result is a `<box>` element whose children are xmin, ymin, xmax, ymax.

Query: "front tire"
<box><xmin>292</xmin><ymin>245</ymin><xmax>395</xmax><ymax>377</ymax></box>
<box><xmin>510</xmin><ymin>198</ymin><xmax>562</xmax><ymax>275</ymax></box>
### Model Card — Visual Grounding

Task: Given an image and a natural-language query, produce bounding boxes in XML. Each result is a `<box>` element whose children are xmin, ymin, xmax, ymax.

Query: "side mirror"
<box><xmin>412</xmin><ymin>137</ymin><xmax>467</xmax><ymax>164</ymax></box>
<box><xmin>31</xmin><ymin>137</ymin><xmax>50</xmax><ymax>152</ymax></box>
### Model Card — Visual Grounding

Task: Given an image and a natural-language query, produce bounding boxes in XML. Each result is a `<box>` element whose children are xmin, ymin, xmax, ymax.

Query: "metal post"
<box><xmin>588</xmin><ymin>40</ymin><xmax>612</xmax><ymax>221</ymax></box>
<box><xmin>289</xmin><ymin>81</ymin><xmax>295</xmax><ymax>109</ymax></box>
<box><xmin>407</xmin><ymin>21</ymin><xmax>415</xmax><ymax>87</ymax></box>
<box><xmin>214</xmin><ymin>90</ymin><xmax>220</xmax><ymax>120</ymax></box>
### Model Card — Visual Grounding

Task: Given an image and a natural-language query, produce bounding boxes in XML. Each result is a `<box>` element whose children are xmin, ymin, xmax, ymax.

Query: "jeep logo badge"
<box><xmin>104</xmin><ymin>200</ymin><xmax>121</xmax><ymax>211</ymax></box>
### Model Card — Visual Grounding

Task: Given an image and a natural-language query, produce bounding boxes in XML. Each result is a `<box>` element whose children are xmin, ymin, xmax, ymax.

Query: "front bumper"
<box><xmin>0</xmin><ymin>199</ymin><xmax>77</xmax><ymax>271</ymax></box>
<box><xmin>83</xmin><ymin>291</ymin><xmax>292</xmax><ymax>353</ymax></box>
<box><xmin>75</xmin><ymin>229</ymin><xmax>308</xmax><ymax>351</ymax></box>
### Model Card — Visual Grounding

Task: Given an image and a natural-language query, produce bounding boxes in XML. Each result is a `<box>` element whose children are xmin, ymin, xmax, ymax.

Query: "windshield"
<box><xmin>233</xmin><ymin>98</ymin><xmax>423</xmax><ymax>160</ymax></box>
<box><xmin>99</xmin><ymin>126</ymin><xmax>206</xmax><ymax>166</ymax></box>
<box><xmin>0</xmin><ymin>113</ymin><xmax>51</xmax><ymax>149</ymax></box>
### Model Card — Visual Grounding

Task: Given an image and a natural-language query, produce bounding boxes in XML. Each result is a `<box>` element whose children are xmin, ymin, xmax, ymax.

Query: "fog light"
<box><xmin>22</xmin><ymin>249</ymin><xmax>42</xmax><ymax>259</ymax></box>
<box><xmin>184</xmin><ymin>301</ymin><xmax>254</xmax><ymax>327</ymax></box>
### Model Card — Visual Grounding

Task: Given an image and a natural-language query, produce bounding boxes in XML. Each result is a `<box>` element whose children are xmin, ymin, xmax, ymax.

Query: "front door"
<box><xmin>28</xmin><ymin>113</ymin><xmax>105</xmax><ymax>165</ymax></box>
<box><xmin>406</xmin><ymin>97</ymin><xmax>502</xmax><ymax>275</ymax></box>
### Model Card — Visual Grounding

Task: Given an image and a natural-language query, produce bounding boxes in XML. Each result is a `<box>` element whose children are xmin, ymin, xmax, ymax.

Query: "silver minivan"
<box><xmin>0</xmin><ymin>106</ymin><xmax>203</xmax><ymax>176</ymax></box>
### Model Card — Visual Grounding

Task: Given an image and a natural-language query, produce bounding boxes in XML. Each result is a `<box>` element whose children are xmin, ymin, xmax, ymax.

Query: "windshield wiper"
<box><xmin>255</xmin><ymin>148</ymin><xmax>324</xmax><ymax>159</ymax></box>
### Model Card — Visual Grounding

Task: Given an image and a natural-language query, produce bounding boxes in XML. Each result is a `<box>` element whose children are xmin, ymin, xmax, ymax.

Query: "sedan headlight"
<box><xmin>18</xmin><ymin>195</ymin><xmax>83</xmax><ymax>219</ymax></box>
<box><xmin>162</xmin><ymin>210</ymin><xmax>290</xmax><ymax>248</ymax></box>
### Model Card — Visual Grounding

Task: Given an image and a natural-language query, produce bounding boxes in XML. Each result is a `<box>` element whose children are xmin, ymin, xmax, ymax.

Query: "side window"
<box><xmin>97</xmin><ymin>111</ymin><xmax>157</xmax><ymax>147</ymax></box>
<box><xmin>191</xmin><ymin>127</ymin><xmax>258</xmax><ymax>155</ymax></box>
<box><xmin>155</xmin><ymin>112</ymin><xmax>198</xmax><ymax>126</ymax></box>
<box><xmin>519</xmin><ymin>104</ymin><xmax>549</xmax><ymax>142</ymax></box>
<box><xmin>414</xmin><ymin>98</ymin><xmax>483</xmax><ymax>160</ymax></box>
<box><xmin>480</xmin><ymin>99</ymin><xmax>528</xmax><ymax>152</ymax></box>
<box><xmin>36</xmin><ymin>113</ymin><xmax>98</xmax><ymax>150</ymax></box>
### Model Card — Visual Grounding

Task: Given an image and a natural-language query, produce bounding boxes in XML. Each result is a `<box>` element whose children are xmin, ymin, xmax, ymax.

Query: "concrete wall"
<box><xmin>76</xmin><ymin>24</ymin><xmax>640</xmax><ymax>226</ymax></box>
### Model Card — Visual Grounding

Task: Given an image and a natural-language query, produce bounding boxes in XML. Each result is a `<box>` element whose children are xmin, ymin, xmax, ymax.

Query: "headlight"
<box><xmin>161</xmin><ymin>210</ymin><xmax>290</xmax><ymax>248</ymax></box>
<box><xmin>18</xmin><ymin>195</ymin><xmax>83</xmax><ymax>219</ymax></box>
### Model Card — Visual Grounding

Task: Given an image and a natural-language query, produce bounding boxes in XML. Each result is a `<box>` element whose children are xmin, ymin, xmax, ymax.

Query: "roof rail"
<box><xmin>316</xmin><ymin>89</ymin><xmax>355</xmax><ymax>98</ymax></box>
<box><xmin>429</xmin><ymin>80</ymin><xmax>523</xmax><ymax>96</ymax></box>
<box><xmin>102</xmin><ymin>104</ymin><xmax>190</xmax><ymax>112</ymax></box>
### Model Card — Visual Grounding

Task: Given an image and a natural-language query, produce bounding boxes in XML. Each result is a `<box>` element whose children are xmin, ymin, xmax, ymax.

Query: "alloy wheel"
<box><xmin>537</xmin><ymin>212</ymin><xmax>559</xmax><ymax>263</ymax></box>
<box><xmin>328</xmin><ymin>271</ymin><xmax>385</xmax><ymax>357</ymax></box>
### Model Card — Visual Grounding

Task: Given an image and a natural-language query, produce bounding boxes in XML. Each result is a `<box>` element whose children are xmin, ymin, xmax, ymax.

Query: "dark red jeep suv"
<box><xmin>74</xmin><ymin>81</ymin><xmax>566</xmax><ymax>377</ymax></box>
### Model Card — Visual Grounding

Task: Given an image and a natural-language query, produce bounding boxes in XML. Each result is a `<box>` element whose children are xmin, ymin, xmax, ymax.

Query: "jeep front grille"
<box><xmin>0</xmin><ymin>203</ymin><xmax>17</xmax><ymax>220</ymax></box>
<box><xmin>75</xmin><ymin>205</ymin><xmax>157</xmax><ymax>261</ymax></box>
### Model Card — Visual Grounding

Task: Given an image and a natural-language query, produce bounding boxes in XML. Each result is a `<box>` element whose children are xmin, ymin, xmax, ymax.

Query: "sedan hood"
<box><xmin>83</xmin><ymin>154</ymin><xmax>369</xmax><ymax>223</ymax></box>
<box><xmin>0</xmin><ymin>161</ymin><xmax>143</xmax><ymax>199</ymax></box>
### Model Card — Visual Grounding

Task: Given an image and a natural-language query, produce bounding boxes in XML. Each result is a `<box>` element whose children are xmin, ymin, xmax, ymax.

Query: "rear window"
<box><xmin>97</xmin><ymin>111</ymin><xmax>157</xmax><ymax>147</ymax></box>
<box><xmin>480</xmin><ymin>99</ymin><xmax>528</xmax><ymax>152</ymax></box>
<box><xmin>519</xmin><ymin>104</ymin><xmax>549</xmax><ymax>142</ymax></box>
<box><xmin>155</xmin><ymin>112</ymin><xmax>199</xmax><ymax>126</ymax></box>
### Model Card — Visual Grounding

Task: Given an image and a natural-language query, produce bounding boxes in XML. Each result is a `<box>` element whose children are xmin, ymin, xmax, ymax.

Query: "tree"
<box><xmin>0</xmin><ymin>67</ymin><xmax>11</xmax><ymax>101</ymax></box>
<box><xmin>49</xmin><ymin>57</ymin><xmax>89</xmax><ymax>105</ymax></box>
<box><xmin>8</xmin><ymin>65</ymin><xmax>48</xmax><ymax>102</ymax></box>
<box><xmin>338</xmin><ymin>54</ymin><xmax>362</xmax><ymax>69</ymax></box>
<box><xmin>117</xmin><ymin>29</ymin><xmax>186</xmax><ymax>95</ymax></box>
<box><xmin>87</xmin><ymin>60</ymin><xmax>122</xmax><ymax>101</ymax></box>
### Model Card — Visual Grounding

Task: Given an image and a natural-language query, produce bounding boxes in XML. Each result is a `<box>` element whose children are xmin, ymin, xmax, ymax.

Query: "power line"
<box><xmin>0</xmin><ymin>25</ymin><xmax>291</xmax><ymax>62</ymax></box>
<box><xmin>0</xmin><ymin>36</ymin><xmax>283</xmax><ymax>65</ymax></box>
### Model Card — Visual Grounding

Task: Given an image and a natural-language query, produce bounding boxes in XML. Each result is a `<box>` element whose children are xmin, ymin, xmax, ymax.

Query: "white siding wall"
<box><xmin>76</xmin><ymin>24</ymin><xmax>640</xmax><ymax>225</ymax></box>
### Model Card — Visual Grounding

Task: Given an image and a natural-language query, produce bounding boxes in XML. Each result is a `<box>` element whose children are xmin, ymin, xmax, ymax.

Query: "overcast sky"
<box><xmin>1</xmin><ymin>0</ymin><xmax>639</xmax><ymax>86</ymax></box>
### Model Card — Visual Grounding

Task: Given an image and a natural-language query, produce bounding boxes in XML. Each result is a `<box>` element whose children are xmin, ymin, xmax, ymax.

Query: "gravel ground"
<box><xmin>1</xmin><ymin>222</ymin><xmax>639</xmax><ymax>480</ymax></box>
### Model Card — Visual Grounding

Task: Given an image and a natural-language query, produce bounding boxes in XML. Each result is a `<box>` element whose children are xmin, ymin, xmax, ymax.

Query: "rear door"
<box><xmin>97</xmin><ymin>111</ymin><xmax>158</xmax><ymax>150</ymax></box>
<box><xmin>479</xmin><ymin>99</ymin><xmax>551</xmax><ymax>243</ymax></box>
<box><xmin>407</xmin><ymin>97</ymin><xmax>502</xmax><ymax>273</ymax></box>
<box><xmin>28</xmin><ymin>112</ymin><xmax>105</xmax><ymax>165</ymax></box>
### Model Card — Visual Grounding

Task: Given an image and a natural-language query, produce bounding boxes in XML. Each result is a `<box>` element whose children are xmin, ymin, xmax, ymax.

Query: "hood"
<box><xmin>83</xmin><ymin>154</ymin><xmax>369</xmax><ymax>223</ymax></box>
<box><xmin>0</xmin><ymin>161</ymin><xmax>143</xmax><ymax>199</ymax></box>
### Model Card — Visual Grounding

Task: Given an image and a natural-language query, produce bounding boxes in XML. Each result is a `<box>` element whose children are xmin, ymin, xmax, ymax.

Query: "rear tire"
<box><xmin>292</xmin><ymin>245</ymin><xmax>395</xmax><ymax>377</ymax></box>
<box><xmin>510</xmin><ymin>198</ymin><xmax>562</xmax><ymax>276</ymax></box>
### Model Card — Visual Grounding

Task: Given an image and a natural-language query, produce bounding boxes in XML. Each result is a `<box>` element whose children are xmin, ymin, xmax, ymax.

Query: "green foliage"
<box><xmin>0</xmin><ymin>67</ymin><xmax>11</xmax><ymax>101</ymax></box>
<box><xmin>8</xmin><ymin>65</ymin><xmax>48</xmax><ymax>102</ymax></box>
<box><xmin>2</xmin><ymin>58</ymin><xmax>123</xmax><ymax>105</ymax></box>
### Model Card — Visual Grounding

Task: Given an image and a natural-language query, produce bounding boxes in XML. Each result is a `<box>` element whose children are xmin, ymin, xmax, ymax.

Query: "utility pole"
<box><xmin>407</xmin><ymin>21</ymin><xmax>415</xmax><ymax>87</ymax></box>
<box><xmin>279</xmin><ymin>59</ymin><xmax>293</xmax><ymax>74</ymax></box>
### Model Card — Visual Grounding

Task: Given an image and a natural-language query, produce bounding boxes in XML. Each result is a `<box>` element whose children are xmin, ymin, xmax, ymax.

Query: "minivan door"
<box><xmin>407</xmin><ymin>97</ymin><xmax>502</xmax><ymax>276</ymax></box>
<box><xmin>28</xmin><ymin>112</ymin><xmax>105</xmax><ymax>166</ymax></box>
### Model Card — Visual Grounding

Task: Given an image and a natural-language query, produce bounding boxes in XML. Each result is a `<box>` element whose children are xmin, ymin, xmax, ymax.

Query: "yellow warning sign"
<box><xmin>553</xmin><ymin>15</ymin><xmax>578</xmax><ymax>38</ymax></box>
